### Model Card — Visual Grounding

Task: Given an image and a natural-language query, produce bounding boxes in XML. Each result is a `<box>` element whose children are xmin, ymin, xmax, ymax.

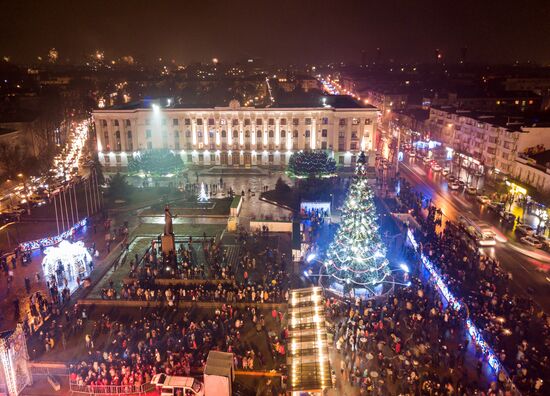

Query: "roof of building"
<box><xmin>101</xmin><ymin>95</ymin><xmax>376</xmax><ymax>111</ymax></box>
<box><xmin>530</xmin><ymin>150</ymin><xmax>550</xmax><ymax>167</ymax></box>
<box><xmin>395</xmin><ymin>108</ymin><xmax>430</xmax><ymax>121</ymax></box>
<box><xmin>430</xmin><ymin>105</ymin><xmax>550</xmax><ymax>131</ymax></box>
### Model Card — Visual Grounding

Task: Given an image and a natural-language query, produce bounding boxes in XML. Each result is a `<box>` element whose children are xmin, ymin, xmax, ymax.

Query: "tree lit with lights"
<box><xmin>325</xmin><ymin>152</ymin><xmax>390</xmax><ymax>294</ymax></box>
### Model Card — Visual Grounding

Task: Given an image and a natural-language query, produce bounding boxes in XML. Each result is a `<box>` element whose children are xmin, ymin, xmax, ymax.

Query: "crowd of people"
<box><xmin>397</xmin><ymin>178</ymin><xmax>548</xmax><ymax>394</ymax></box>
<box><xmin>129</xmin><ymin>238</ymin><xmax>234</xmax><ymax>281</ymax></box>
<box><xmin>99</xmin><ymin>229</ymin><xmax>289</xmax><ymax>306</ymax></box>
<box><xmin>327</xmin><ymin>271</ymin><xmax>515</xmax><ymax>395</ymax></box>
<box><xmin>64</xmin><ymin>305</ymin><xmax>285</xmax><ymax>393</ymax></box>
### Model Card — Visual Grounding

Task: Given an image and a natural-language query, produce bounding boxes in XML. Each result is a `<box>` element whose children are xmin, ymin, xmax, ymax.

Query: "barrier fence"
<box><xmin>69</xmin><ymin>381</ymin><xmax>156</xmax><ymax>395</ymax></box>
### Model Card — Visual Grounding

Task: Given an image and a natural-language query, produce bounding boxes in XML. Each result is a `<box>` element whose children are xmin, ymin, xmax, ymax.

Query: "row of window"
<box><xmin>105</xmin><ymin>128</ymin><xmax>366</xmax><ymax>141</ymax></box>
<box><xmin>103</xmin><ymin>152</ymin><xmax>362</xmax><ymax>165</ymax></box>
<box><xmin>100</xmin><ymin>117</ymin><xmax>373</xmax><ymax>128</ymax></box>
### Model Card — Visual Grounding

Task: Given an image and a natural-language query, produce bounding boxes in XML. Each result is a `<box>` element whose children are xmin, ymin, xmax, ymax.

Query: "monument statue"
<box><xmin>164</xmin><ymin>206</ymin><xmax>174</xmax><ymax>235</ymax></box>
<box><xmin>161</xmin><ymin>205</ymin><xmax>176</xmax><ymax>254</ymax></box>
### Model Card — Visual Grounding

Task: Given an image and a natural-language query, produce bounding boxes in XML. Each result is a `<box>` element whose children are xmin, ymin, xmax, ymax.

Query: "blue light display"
<box><xmin>407</xmin><ymin>231</ymin><xmax>502</xmax><ymax>373</ymax></box>
<box><xmin>19</xmin><ymin>219</ymin><xmax>88</xmax><ymax>252</ymax></box>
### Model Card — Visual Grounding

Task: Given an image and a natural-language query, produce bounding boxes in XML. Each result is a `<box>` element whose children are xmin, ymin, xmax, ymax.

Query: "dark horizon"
<box><xmin>1</xmin><ymin>0</ymin><xmax>550</xmax><ymax>65</ymax></box>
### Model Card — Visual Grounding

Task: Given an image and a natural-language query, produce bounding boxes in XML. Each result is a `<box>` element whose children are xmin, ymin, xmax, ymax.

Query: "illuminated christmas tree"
<box><xmin>325</xmin><ymin>152</ymin><xmax>390</xmax><ymax>294</ymax></box>
<box><xmin>198</xmin><ymin>182</ymin><xmax>209</xmax><ymax>202</ymax></box>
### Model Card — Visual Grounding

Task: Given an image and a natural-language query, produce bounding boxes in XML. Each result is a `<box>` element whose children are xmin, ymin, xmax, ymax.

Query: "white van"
<box><xmin>151</xmin><ymin>374</ymin><xmax>204</xmax><ymax>396</ymax></box>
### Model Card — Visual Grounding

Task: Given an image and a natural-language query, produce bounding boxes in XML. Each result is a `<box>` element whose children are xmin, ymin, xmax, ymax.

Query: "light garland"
<box><xmin>19</xmin><ymin>218</ymin><xmax>87</xmax><ymax>251</ymax></box>
<box><xmin>407</xmin><ymin>231</ymin><xmax>502</xmax><ymax>373</ymax></box>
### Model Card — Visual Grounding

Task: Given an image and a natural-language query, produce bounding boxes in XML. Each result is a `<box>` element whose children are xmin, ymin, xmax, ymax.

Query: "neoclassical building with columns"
<box><xmin>92</xmin><ymin>97</ymin><xmax>379</xmax><ymax>170</ymax></box>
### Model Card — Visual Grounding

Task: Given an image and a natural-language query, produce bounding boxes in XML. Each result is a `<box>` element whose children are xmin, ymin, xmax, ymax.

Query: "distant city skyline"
<box><xmin>1</xmin><ymin>0</ymin><xmax>550</xmax><ymax>65</ymax></box>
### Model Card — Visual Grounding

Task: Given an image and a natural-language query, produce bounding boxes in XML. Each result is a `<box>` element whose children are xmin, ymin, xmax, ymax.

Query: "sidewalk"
<box><xmin>0</xmin><ymin>211</ymin><xmax>133</xmax><ymax>332</ymax></box>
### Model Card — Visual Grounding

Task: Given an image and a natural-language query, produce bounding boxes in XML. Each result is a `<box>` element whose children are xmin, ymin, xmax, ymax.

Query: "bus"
<box><xmin>457</xmin><ymin>216</ymin><xmax>497</xmax><ymax>247</ymax></box>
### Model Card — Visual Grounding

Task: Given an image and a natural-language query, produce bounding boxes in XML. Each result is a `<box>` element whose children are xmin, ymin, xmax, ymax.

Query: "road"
<box><xmin>398</xmin><ymin>156</ymin><xmax>550</xmax><ymax>313</ymax></box>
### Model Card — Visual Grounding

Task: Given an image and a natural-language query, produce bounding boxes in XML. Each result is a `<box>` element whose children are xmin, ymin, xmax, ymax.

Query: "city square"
<box><xmin>1</xmin><ymin>1</ymin><xmax>550</xmax><ymax>395</ymax></box>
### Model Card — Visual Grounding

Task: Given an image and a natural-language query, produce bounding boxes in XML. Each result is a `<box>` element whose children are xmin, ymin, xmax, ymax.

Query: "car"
<box><xmin>446</xmin><ymin>174</ymin><xmax>456</xmax><ymax>182</ymax></box>
<box><xmin>535</xmin><ymin>235</ymin><xmax>550</xmax><ymax>250</ymax></box>
<box><xmin>476</xmin><ymin>195</ymin><xmax>491</xmax><ymax>204</ymax></box>
<box><xmin>431</xmin><ymin>163</ymin><xmax>442</xmax><ymax>172</ymax></box>
<box><xmin>466</xmin><ymin>186</ymin><xmax>477</xmax><ymax>195</ymax></box>
<box><xmin>457</xmin><ymin>179</ymin><xmax>466</xmax><ymax>187</ymax></box>
<box><xmin>487</xmin><ymin>201</ymin><xmax>505</xmax><ymax>212</ymax></box>
<box><xmin>499</xmin><ymin>210</ymin><xmax>516</xmax><ymax>223</ymax></box>
<box><xmin>409</xmin><ymin>151</ymin><xmax>416</xmax><ymax>158</ymax></box>
<box><xmin>516</xmin><ymin>224</ymin><xmax>535</xmax><ymax>236</ymax></box>
<box><xmin>0</xmin><ymin>213</ymin><xmax>17</xmax><ymax>224</ymax></box>
<box><xmin>442</xmin><ymin>167</ymin><xmax>450</xmax><ymax>176</ymax></box>
<box><xmin>6</xmin><ymin>207</ymin><xmax>26</xmax><ymax>215</ymax></box>
<box><xmin>422</xmin><ymin>156</ymin><xmax>432</xmax><ymax>164</ymax></box>
<box><xmin>449</xmin><ymin>181</ymin><xmax>460</xmax><ymax>190</ymax></box>
<box><xmin>520</xmin><ymin>235</ymin><xmax>543</xmax><ymax>249</ymax></box>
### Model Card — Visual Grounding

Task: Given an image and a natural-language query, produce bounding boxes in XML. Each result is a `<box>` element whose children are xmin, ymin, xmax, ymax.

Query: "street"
<box><xmin>399</xmin><ymin>157</ymin><xmax>550</xmax><ymax>313</ymax></box>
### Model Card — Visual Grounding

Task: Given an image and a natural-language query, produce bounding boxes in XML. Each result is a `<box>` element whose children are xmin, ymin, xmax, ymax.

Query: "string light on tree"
<box><xmin>198</xmin><ymin>182</ymin><xmax>209</xmax><ymax>202</ymax></box>
<box><xmin>325</xmin><ymin>152</ymin><xmax>390</xmax><ymax>295</ymax></box>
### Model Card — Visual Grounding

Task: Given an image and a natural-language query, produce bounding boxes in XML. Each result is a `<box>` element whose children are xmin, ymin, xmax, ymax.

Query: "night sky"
<box><xmin>1</xmin><ymin>0</ymin><xmax>549</xmax><ymax>64</ymax></box>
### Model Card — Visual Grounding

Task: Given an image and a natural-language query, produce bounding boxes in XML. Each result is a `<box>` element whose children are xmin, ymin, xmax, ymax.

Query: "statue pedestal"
<box><xmin>161</xmin><ymin>234</ymin><xmax>175</xmax><ymax>255</ymax></box>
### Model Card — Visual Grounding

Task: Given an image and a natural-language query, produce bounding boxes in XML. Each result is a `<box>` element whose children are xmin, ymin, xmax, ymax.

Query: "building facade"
<box><xmin>92</xmin><ymin>98</ymin><xmax>379</xmax><ymax>170</ymax></box>
<box><xmin>426</xmin><ymin>106</ymin><xmax>550</xmax><ymax>177</ymax></box>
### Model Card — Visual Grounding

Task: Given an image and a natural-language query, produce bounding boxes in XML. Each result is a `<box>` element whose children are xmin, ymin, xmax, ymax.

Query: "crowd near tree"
<box><xmin>394</xmin><ymin>178</ymin><xmax>548</xmax><ymax>394</ymax></box>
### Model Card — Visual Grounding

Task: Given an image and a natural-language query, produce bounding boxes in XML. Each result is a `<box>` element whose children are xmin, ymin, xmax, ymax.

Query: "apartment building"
<box><xmin>426</xmin><ymin>105</ymin><xmax>550</xmax><ymax>176</ymax></box>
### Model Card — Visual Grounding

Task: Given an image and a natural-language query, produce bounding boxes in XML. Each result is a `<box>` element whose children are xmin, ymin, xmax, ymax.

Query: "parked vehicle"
<box><xmin>487</xmin><ymin>201</ymin><xmax>505</xmax><ymax>212</ymax></box>
<box><xmin>466</xmin><ymin>186</ymin><xmax>477</xmax><ymax>195</ymax></box>
<box><xmin>151</xmin><ymin>374</ymin><xmax>204</xmax><ymax>396</ymax></box>
<box><xmin>449</xmin><ymin>181</ymin><xmax>460</xmax><ymax>190</ymax></box>
<box><xmin>422</xmin><ymin>156</ymin><xmax>432</xmax><ymax>164</ymax></box>
<box><xmin>431</xmin><ymin>163</ymin><xmax>442</xmax><ymax>172</ymax></box>
<box><xmin>408</xmin><ymin>151</ymin><xmax>416</xmax><ymax>157</ymax></box>
<box><xmin>535</xmin><ymin>235</ymin><xmax>550</xmax><ymax>250</ymax></box>
<box><xmin>28</xmin><ymin>195</ymin><xmax>47</xmax><ymax>206</ymax></box>
<box><xmin>442</xmin><ymin>168</ymin><xmax>450</xmax><ymax>176</ymax></box>
<box><xmin>516</xmin><ymin>224</ymin><xmax>535</xmax><ymax>236</ymax></box>
<box><xmin>476</xmin><ymin>195</ymin><xmax>491</xmax><ymax>204</ymax></box>
<box><xmin>499</xmin><ymin>211</ymin><xmax>516</xmax><ymax>223</ymax></box>
<box><xmin>520</xmin><ymin>235</ymin><xmax>543</xmax><ymax>249</ymax></box>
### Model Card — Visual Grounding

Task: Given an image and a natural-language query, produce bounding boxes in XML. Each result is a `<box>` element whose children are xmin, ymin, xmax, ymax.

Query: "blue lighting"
<box><xmin>306</xmin><ymin>253</ymin><xmax>316</xmax><ymax>263</ymax></box>
<box><xmin>407</xmin><ymin>231</ymin><xmax>503</xmax><ymax>374</ymax></box>
<box><xmin>399</xmin><ymin>263</ymin><xmax>410</xmax><ymax>273</ymax></box>
<box><xmin>20</xmin><ymin>218</ymin><xmax>88</xmax><ymax>251</ymax></box>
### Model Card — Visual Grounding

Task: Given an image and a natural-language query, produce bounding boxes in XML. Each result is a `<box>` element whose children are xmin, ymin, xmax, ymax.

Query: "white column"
<box><xmin>311</xmin><ymin>118</ymin><xmax>316</xmax><ymax>149</ymax></box>
<box><xmin>203</xmin><ymin>118</ymin><xmax>208</xmax><ymax>145</ymax></box>
<box><xmin>286</xmin><ymin>125</ymin><xmax>292</xmax><ymax>150</ymax></box>
<box><xmin>192</xmin><ymin>120</ymin><xmax>197</xmax><ymax>146</ymax></box>
<box><xmin>227</xmin><ymin>122</ymin><xmax>232</xmax><ymax>145</ymax></box>
<box><xmin>275</xmin><ymin>119</ymin><xmax>280</xmax><ymax>147</ymax></box>
<box><xmin>239</xmin><ymin>121</ymin><xmax>244</xmax><ymax>146</ymax></box>
<box><xmin>251</xmin><ymin>121</ymin><xmax>256</xmax><ymax>145</ymax></box>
